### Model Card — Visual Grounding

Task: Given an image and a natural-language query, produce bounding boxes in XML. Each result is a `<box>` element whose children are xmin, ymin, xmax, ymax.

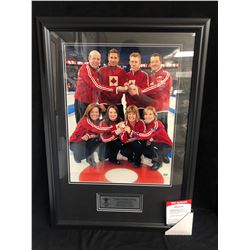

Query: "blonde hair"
<box><xmin>143</xmin><ymin>106</ymin><xmax>157</xmax><ymax>120</ymax></box>
<box><xmin>125</xmin><ymin>105</ymin><xmax>140</xmax><ymax>123</ymax></box>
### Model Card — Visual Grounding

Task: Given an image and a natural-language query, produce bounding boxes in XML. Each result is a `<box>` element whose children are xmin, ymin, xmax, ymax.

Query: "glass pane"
<box><xmin>50</xmin><ymin>31</ymin><xmax>195</xmax><ymax>186</ymax></box>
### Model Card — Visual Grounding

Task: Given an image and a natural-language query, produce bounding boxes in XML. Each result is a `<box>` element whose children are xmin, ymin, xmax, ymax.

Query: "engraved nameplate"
<box><xmin>96</xmin><ymin>193</ymin><xmax>143</xmax><ymax>213</ymax></box>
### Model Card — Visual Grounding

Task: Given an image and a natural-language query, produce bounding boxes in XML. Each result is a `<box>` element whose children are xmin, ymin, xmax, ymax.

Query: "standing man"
<box><xmin>128</xmin><ymin>53</ymin><xmax>172</xmax><ymax>130</ymax></box>
<box><xmin>125</xmin><ymin>52</ymin><xmax>149</xmax><ymax>118</ymax></box>
<box><xmin>74</xmin><ymin>50</ymin><xmax>123</xmax><ymax>123</ymax></box>
<box><xmin>98</xmin><ymin>48</ymin><xmax>128</xmax><ymax>120</ymax></box>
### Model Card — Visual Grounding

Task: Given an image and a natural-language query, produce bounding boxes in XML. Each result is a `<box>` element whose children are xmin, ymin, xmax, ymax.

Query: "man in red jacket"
<box><xmin>74</xmin><ymin>50</ymin><xmax>126</xmax><ymax>123</ymax></box>
<box><xmin>98</xmin><ymin>48</ymin><xmax>128</xmax><ymax>120</ymax></box>
<box><xmin>125</xmin><ymin>52</ymin><xmax>149</xmax><ymax>118</ymax></box>
<box><xmin>128</xmin><ymin>53</ymin><xmax>172</xmax><ymax>130</ymax></box>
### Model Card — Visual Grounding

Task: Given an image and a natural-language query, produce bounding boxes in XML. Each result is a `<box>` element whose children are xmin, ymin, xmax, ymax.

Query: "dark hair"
<box><xmin>104</xmin><ymin>105</ymin><xmax>122</xmax><ymax>126</ymax></box>
<box><xmin>108</xmin><ymin>48</ymin><xmax>120</xmax><ymax>57</ymax></box>
<box><xmin>83</xmin><ymin>103</ymin><xmax>101</xmax><ymax>121</ymax></box>
<box><xmin>129</xmin><ymin>52</ymin><xmax>141</xmax><ymax>60</ymax></box>
<box><xmin>150</xmin><ymin>53</ymin><xmax>163</xmax><ymax>63</ymax></box>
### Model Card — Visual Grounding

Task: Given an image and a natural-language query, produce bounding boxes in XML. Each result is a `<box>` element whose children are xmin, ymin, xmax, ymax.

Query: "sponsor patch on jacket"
<box><xmin>151</xmin><ymin>127</ymin><xmax>157</xmax><ymax>132</ymax></box>
<box><xmin>157</xmin><ymin>76</ymin><xmax>163</xmax><ymax>79</ymax></box>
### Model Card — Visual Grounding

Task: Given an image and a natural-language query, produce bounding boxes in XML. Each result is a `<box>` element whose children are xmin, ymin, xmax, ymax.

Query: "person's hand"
<box><xmin>99</xmin><ymin>103</ymin><xmax>106</xmax><ymax>112</ymax></box>
<box><xmin>124</xmin><ymin>126</ymin><xmax>131</xmax><ymax>133</ymax></box>
<box><xmin>81</xmin><ymin>135</ymin><xmax>89</xmax><ymax>141</ymax></box>
<box><xmin>116</xmin><ymin>121</ymin><xmax>125</xmax><ymax>129</ymax></box>
<box><xmin>117</xmin><ymin>86</ymin><xmax>128</xmax><ymax>93</ymax></box>
<box><xmin>149</xmin><ymin>138</ymin><xmax>154</xmax><ymax>142</ymax></box>
<box><xmin>89</xmin><ymin>134</ymin><xmax>98</xmax><ymax>139</ymax></box>
<box><xmin>128</xmin><ymin>85</ymin><xmax>138</xmax><ymax>96</ymax></box>
<box><xmin>115</xmin><ymin>128</ymin><xmax>123</xmax><ymax>135</ymax></box>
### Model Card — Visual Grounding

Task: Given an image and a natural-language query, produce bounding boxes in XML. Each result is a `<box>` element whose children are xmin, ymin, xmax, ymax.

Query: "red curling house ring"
<box><xmin>79</xmin><ymin>160</ymin><xmax>164</xmax><ymax>184</ymax></box>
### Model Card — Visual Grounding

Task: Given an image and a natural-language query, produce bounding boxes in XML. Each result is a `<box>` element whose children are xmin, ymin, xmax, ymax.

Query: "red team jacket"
<box><xmin>120</xmin><ymin>119</ymin><xmax>146</xmax><ymax>143</ymax></box>
<box><xmin>98</xmin><ymin>65</ymin><xmax>128</xmax><ymax>105</ymax></box>
<box><xmin>70</xmin><ymin>117</ymin><xmax>115</xmax><ymax>143</ymax></box>
<box><xmin>100</xmin><ymin>120</ymin><xmax>120</xmax><ymax>143</ymax></box>
<box><xmin>137</xmin><ymin>68</ymin><xmax>172</xmax><ymax>112</ymax></box>
<box><xmin>130</xmin><ymin>120</ymin><xmax>172</xmax><ymax>146</ymax></box>
<box><xmin>74</xmin><ymin>63</ymin><xmax>117</xmax><ymax>104</ymax></box>
<box><xmin>126</xmin><ymin>69</ymin><xmax>149</xmax><ymax>108</ymax></box>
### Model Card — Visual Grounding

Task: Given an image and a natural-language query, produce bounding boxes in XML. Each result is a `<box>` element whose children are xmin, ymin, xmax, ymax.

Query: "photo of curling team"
<box><xmin>66</xmin><ymin>45</ymin><xmax>181</xmax><ymax>185</ymax></box>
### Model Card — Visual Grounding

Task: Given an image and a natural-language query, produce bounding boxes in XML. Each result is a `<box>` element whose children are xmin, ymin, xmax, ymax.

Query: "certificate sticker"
<box><xmin>166</xmin><ymin>199</ymin><xmax>192</xmax><ymax>225</ymax></box>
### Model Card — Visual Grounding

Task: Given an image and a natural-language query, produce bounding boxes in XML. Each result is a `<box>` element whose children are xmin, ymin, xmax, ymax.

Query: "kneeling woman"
<box><xmin>130</xmin><ymin>106</ymin><xmax>172</xmax><ymax>170</ymax></box>
<box><xmin>120</xmin><ymin>105</ymin><xmax>146</xmax><ymax>168</ymax></box>
<box><xmin>69</xmin><ymin>103</ymin><xmax>115</xmax><ymax>166</ymax></box>
<box><xmin>99</xmin><ymin>105</ymin><xmax>123</xmax><ymax>165</ymax></box>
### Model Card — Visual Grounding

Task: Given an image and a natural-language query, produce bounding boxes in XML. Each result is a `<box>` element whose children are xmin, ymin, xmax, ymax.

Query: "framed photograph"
<box><xmin>36</xmin><ymin>17</ymin><xmax>210</xmax><ymax>228</ymax></box>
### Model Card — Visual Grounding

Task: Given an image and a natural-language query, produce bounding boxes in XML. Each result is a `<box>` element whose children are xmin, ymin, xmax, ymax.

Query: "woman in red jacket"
<box><xmin>99</xmin><ymin>105</ymin><xmax>124</xmax><ymax>164</ymax></box>
<box><xmin>69</xmin><ymin>103</ymin><xmax>115</xmax><ymax>166</ymax></box>
<box><xmin>120</xmin><ymin>105</ymin><xmax>146</xmax><ymax>168</ymax></box>
<box><xmin>129</xmin><ymin>106</ymin><xmax>172</xmax><ymax>170</ymax></box>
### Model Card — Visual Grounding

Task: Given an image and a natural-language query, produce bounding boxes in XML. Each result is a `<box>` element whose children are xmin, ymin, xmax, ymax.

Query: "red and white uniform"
<box><xmin>138</xmin><ymin>68</ymin><xmax>172</xmax><ymax>112</ymax></box>
<box><xmin>74</xmin><ymin>63</ymin><xmax>118</xmax><ymax>104</ymax></box>
<box><xmin>126</xmin><ymin>70</ymin><xmax>149</xmax><ymax>108</ymax></box>
<box><xmin>130</xmin><ymin>120</ymin><xmax>172</xmax><ymax>146</ymax></box>
<box><xmin>70</xmin><ymin>117</ymin><xmax>115</xmax><ymax>143</ymax></box>
<box><xmin>120</xmin><ymin>119</ymin><xmax>146</xmax><ymax>143</ymax></box>
<box><xmin>100</xmin><ymin>120</ymin><xmax>120</xmax><ymax>143</ymax></box>
<box><xmin>98</xmin><ymin>65</ymin><xmax>127</xmax><ymax>105</ymax></box>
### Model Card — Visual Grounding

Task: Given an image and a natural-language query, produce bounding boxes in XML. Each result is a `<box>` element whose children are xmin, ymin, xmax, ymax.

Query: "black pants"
<box><xmin>70</xmin><ymin>138</ymin><xmax>100</xmax><ymax>162</ymax></box>
<box><xmin>120</xmin><ymin>140</ymin><xmax>146</xmax><ymax>165</ymax></box>
<box><xmin>74</xmin><ymin>99</ymin><xmax>88</xmax><ymax>123</ymax></box>
<box><xmin>138</xmin><ymin>108</ymin><xmax>144</xmax><ymax>119</ymax></box>
<box><xmin>98</xmin><ymin>139</ymin><xmax>123</xmax><ymax>162</ymax></box>
<box><xmin>157</xmin><ymin>112</ymin><xmax>168</xmax><ymax>131</ymax></box>
<box><xmin>143</xmin><ymin>142</ymin><xmax>171</xmax><ymax>164</ymax></box>
<box><xmin>102</xmin><ymin>104</ymin><xmax>124</xmax><ymax>120</ymax></box>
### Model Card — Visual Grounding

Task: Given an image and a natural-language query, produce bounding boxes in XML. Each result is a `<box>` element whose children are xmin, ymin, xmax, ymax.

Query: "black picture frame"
<box><xmin>36</xmin><ymin>17</ymin><xmax>210</xmax><ymax>228</ymax></box>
